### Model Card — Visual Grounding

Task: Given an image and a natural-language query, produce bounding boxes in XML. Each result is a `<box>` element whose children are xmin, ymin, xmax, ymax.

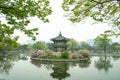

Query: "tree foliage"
<box><xmin>16</xmin><ymin>44</ymin><xmax>29</xmax><ymax>51</ymax></box>
<box><xmin>62</xmin><ymin>0</ymin><xmax>120</xmax><ymax>36</ymax></box>
<box><xmin>33</xmin><ymin>41</ymin><xmax>47</xmax><ymax>50</ymax></box>
<box><xmin>94</xmin><ymin>33</ymin><xmax>111</xmax><ymax>53</ymax></box>
<box><xmin>67</xmin><ymin>38</ymin><xmax>79</xmax><ymax>50</ymax></box>
<box><xmin>1</xmin><ymin>0</ymin><xmax>120</xmax><ymax>51</ymax></box>
<box><xmin>46</xmin><ymin>42</ymin><xmax>54</xmax><ymax>50</ymax></box>
<box><xmin>79</xmin><ymin>41</ymin><xmax>92</xmax><ymax>50</ymax></box>
<box><xmin>0</xmin><ymin>0</ymin><xmax>52</xmax><ymax>50</ymax></box>
<box><xmin>111</xmin><ymin>42</ymin><xmax>120</xmax><ymax>52</ymax></box>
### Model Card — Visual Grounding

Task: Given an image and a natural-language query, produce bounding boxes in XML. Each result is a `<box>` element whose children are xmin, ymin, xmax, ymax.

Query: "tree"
<box><xmin>0</xmin><ymin>0</ymin><xmax>52</xmax><ymax>50</ymax></box>
<box><xmin>33</xmin><ymin>41</ymin><xmax>47</xmax><ymax>50</ymax></box>
<box><xmin>46</xmin><ymin>42</ymin><xmax>54</xmax><ymax>50</ymax></box>
<box><xmin>79</xmin><ymin>41</ymin><xmax>92</xmax><ymax>50</ymax></box>
<box><xmin>67</xmin><ymin>38</ymin><xmax>79</xmax><ymax>51</ymax></box>
<box><xmin>62</xmin><ymin>0</ymin><xmax>120</xmax><ymax>36</ymax></box>
<box><xmin>94</xmin><ymin>34</ymin><xmax>111</xmax><ymax>53</ymax></box>
<box><xmin>111</xmin><ymin>42</ymin><xmax>120</xmax><ymax>52</ymax></box>
<box><xmin>16</xmin><ymin>44</ymin><xmax>29</xmax><ymax>51</ymax></box>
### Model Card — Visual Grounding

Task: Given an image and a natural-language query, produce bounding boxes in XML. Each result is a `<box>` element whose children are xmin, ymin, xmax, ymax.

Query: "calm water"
<box><xmin>0</xmin><ymin>53</ymin><xmax>120</xmax><ymax>80</ymax></box>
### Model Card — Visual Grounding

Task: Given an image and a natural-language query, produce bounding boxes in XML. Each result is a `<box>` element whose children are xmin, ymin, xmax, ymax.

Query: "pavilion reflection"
<box><xmin>50</xmin><ymin>62</ymin><xmax>70</xmax><ymax>80</ymax></box>
<box><xmin>31</xmin><ymin>60</ymin><xmax>91</xmax><ymax>80</ymax></box>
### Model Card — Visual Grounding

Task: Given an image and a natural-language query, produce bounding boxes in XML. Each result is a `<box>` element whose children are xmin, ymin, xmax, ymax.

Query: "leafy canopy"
<box><xmin>1</xmin><ymin>0</ymin><xmax>120</xmax><ymax>50</ymax></box>
<box><xmin>94</xmin><ymin>33</ymin><xmax>111</xmax><ymax>52</ymax></box>
<box><xmin>67</xmin><ymin>38</ymin><xmax>79</xmax><ymax>50</ymax></box>
<box><xmin>62</xmin><ymin>0</ymin><xmax>120</xmax><ymax>36</ymax></box>
<box><xmin>33</xmin><ymin>41</ymin><xmax>47</xmax><ymax>50</ymax></box>
<box><xmin>80</xmin><ymin>41</ymin><xmax>92</xmax><ymax>50</ymax></box>
<box><xmin>0</xmin><ymin>0</ymin><xmax>52</xmax><ymax>50</ymax></box>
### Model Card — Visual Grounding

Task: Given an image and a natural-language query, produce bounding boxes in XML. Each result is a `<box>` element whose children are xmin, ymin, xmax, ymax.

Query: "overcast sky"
<box><xmin>15</xmin><ymin>0</ymin><xmax>119</xmax><ymax>44</ymax></box>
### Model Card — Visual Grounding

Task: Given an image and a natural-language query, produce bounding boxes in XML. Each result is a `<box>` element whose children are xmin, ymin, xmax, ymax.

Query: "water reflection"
<box><xmin>112</xmin><ymin>56</ymin><xmax>120</xmax><ymax>61</ymax></box>
<box><xmin>0</xmin><ymin>52</ymin><xmax>20</xmax><ymax>74</ymax></box>
<box><xmin>0</xmin><ymin>58</ymin><xmax>13</xmax><ymax>74</ymax></box>
<box><xmin>31</xmin><ymin>61</ymin><xmax>42</xmax><ymax>68</ymax></box>
<box><xmin>31</xmin><ymin>60</ymin><xmax>91</xmax><ymax>80</ymax></box>
<box><xmin>50</xmin><ymin>62</ymin><xmax>70</xmax><ymax>80</ymax></box>
<box><xmin>94</xmin><ymin>56</ymin><xmax>113</xmax><ymax>72</ymax></box>
<box><xmin>31</xmin><ymin>61</ymin><xmax>71</xmax><ymax>80</ymax></box>
<box><xmin>79</xmin><ymin>61</ymin><xmax>91</xmax><ymax>68</ymax></box>
<box><xmin>1</xmin><ymin>52</ymin><xmax>120</xmax><ymax>80</ymax></box>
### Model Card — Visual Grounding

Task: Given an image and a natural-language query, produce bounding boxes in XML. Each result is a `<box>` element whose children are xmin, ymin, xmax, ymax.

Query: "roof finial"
<box><xmin>59</xmin><ymin>31</ymin><xmax>62</xmax><ymax>36</ymax></box>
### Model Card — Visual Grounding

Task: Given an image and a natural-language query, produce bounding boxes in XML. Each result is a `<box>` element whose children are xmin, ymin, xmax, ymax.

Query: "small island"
<box><xmin>31</xmin><ymin>32</ymin><xmax>91</xmax><ymax>62</ymax></box>
<box><xmin>31</xmin><ymin>50</ymin><xmax>91</xmax><ymax>62</ymax></box>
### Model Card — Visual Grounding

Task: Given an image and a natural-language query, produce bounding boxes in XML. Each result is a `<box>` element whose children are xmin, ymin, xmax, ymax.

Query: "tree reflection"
<box><xmin>30</xmin><ymin>61</ymin><xmax>71</xmax><ymax>80</ymax></box>
<box><xmin>0</xmin><ymin>52</ymin><xmax>20</xmax><ymax>74</ymax></box>
<box><xmin>30</xmin><ymin>61</ymin><xmax>53</xmax><ymax>70</ymax></box>
<box><xmin>79</xmin><ymin>60</ymin><xmax>91</xmax><ymax>68</ymax></box>
<box><xmin>69</xmin><ymin>62</ymin><xmax>77</xmax><ymax>67</ymax></box>
<box><xmin>50</xmin><ymin>62</ymin><xmax>70</xmax><ymax>80</ymax></box>
<box><xmin>112</xmin><ymin>56</ymin><xmax>120</xmax><ymax>61</ymax></box>
<box><xmin>31</xmin><ymin>61</ymin><xmax>42</xmax><ymax>68</ymax></box>
<box><xmin>30</xmin><ymin>61</ymin><xmax>92</xmax><ymax>80</ymax></box>
<box><xmin>95</xmin><ymin>56</ymin><xmax>113</xmax><ymax>72</ymax></box>
<box><xmin>0</xmin><ymin>59</ymin><xmax>13</xmax><ymax>74</ymax></box>
<box><xmin>31</xmin><ymin>61</ymin><xmax>91</xmax><ymax>80</ymax></box>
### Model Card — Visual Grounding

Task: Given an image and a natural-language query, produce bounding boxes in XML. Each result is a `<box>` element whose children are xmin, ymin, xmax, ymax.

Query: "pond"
<box><xmin>0</xmin><ymin>53</ymin><xmax>120</xmax><ymax>80</ymax></box>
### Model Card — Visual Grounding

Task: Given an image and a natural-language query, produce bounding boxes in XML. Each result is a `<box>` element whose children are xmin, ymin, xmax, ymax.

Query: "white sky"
<box><xmin>15</xmin><ymin>0</ymin><xmax>119</xmax><ymax>44</ymax></box>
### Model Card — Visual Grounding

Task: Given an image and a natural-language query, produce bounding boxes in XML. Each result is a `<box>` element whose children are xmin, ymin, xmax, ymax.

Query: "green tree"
<box><xmin>0</xmin><ymin>36</ymin><xmax>19</xmax><ymax>51</ymax></box>
<box><xmin>16</xmin><ymin>44</ymin><xmax>29</xmax><ymax>51</ymax></box>
<box><xmin>46</xmin><ymin>42</ymin><xmax>54</xmax><ymax>50</ymax></box>
<box><xmin>0</xmin><ymin>0</ymin><xmax>52</xmax><ymax>50</ymax></box>
<box><xmin>80</xmin><ymin>41</ymin><xmax>92</xmax><ymax>50</ymax></box>
<box><xmin>62</xmin><ymin>0</ymin><xmax>120</xmax><ymax>36</ymax></box>
<box><xmin>94</xmin><ymin>34</ymin><xmax>111</xmax><ymax>53</ymax></box>
<box><xmin>27</xmin><ymin>44</ymin><xmax>34</xmax><ymax>50</ymax></box>
<box><xmin>67</xmin><ymin>38</ymin><xmax>79</xmax><ymax>51</ymax></box>
<box><xmin>33</xmin><ymin>41</ymin><xmax>47</xmax><ymax>50</ymax></box>
<box><xmin>111</xmin><ymin>42</ymin><xmax>120</xmax><ymax>52</ymax></box>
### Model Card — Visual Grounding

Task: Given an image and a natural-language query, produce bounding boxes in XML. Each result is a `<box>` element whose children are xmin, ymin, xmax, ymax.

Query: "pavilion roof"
<box><xmin>51</xmin><ymin>32</ymin><xmax>70</xmax><ymax>41</ymax></box>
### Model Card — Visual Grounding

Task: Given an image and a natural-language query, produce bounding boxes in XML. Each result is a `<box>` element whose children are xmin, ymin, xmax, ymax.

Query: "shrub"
<box><xmin>44</xmin><ymin>50</ymin><xmax>53</xmax><ymax>58</ymax></box>
<box><xmin>31</xmin><ymin>53</ymin><xmax>39</xmax><ymax>58</ymax></box>
<box><xmin>79</xmin><ymin>50</ymin><xmax>90</xmax><ymax>58</ymax></box>
<box><xmin>52</xmin><ymin>55</ymin><xmax>61</xmax><ymax>59</ymax></box>
<box><xmin>71</xmin><ymin>54</ymin><xmax>78</xmax><ymax>59</ymax></box>
<box><xmin>79</xmin><ymin>54</ymin><xmax>84</xmax><ymax>58</ymax></box>
<box><xmin>61</xmin><ymin>52</ymin><xmax>69</xmax><ymax>59</ymax></box>
<box><xmin>37</xmin><ymin>50</ymin><xmax>45</xmax><ymax>55</ymax></box>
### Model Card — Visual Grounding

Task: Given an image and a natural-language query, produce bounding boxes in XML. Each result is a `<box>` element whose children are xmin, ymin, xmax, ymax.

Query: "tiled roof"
<box><xmin>51</xmin><ymin>32</ymin><xmax>69</xmax><ymax>41</ymax></box>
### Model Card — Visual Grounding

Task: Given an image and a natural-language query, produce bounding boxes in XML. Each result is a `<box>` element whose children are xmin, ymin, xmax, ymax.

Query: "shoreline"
<box><xmin>31</xmin><ymin>58</ymin><xmax>90</xmax><ymax>62</ymax></box>
<box><xmin>90</xmin><ymin>53</ymin><xmax>120</xmax><ymax>56</ymax></box>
